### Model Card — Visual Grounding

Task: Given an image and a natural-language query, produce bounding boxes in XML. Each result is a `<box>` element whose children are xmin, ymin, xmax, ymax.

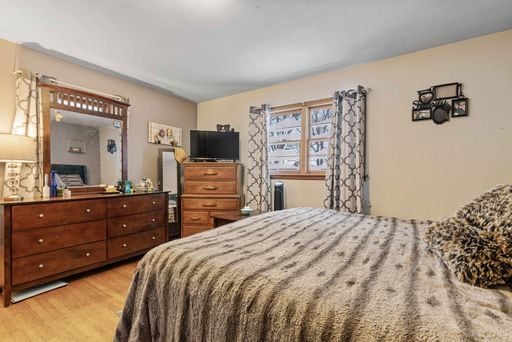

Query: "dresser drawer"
<box><xmin>12</xmin><ymin>220</ymin><xmax>106</xmax><ymax>258</ymax></box>
<box><xmin>107</xmin><ymin>194</ymin><xmax>165</xmax><ymax>218</ymax></box>
<box><xmin>182</xmin><ymin>225</ymin><xmax>212</xmax><ymax>237</ymax></box>
<box><xmin>182</xmin><ymin>211</ymin><xmax>210</xmax><ymax>225</ymax></box>
<box><xmin>108</xmin><ymin>211</ymin><xmax>165</xmax><ymax>238</ymax></box>
<box><xmin>182</xmin><ymin>198</ymin><xmax>239</xmax><ymax>211</ymax></box>
<box><xmin>107</xmin><ymin>227</ymin><xmax>166</xmax><ymax>259</ymax></box>
<box><xmin>12</xmin><ymin>199</ymin><xmax>106</xmax><ymax>230</ymax></box>
<box><xmin>12</xmin><ymin>241</ymin><xmax>106</xmax><ymax>286</ymax></box>
<box><xmin>184</xmin><ymin>181</ymin><xmax>237</xmax><ymax>195</ymax></box>
<box><xmin>184</xmin><ymin>166</ymin><xmax>237</xmax><ymax>180</ymax></box>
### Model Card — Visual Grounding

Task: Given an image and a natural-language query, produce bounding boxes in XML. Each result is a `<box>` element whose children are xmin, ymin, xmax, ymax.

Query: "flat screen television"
<box><xmin>190</xmin><ymin>130</ymin><xmax>240</xmax><ymax>161</ymax></box>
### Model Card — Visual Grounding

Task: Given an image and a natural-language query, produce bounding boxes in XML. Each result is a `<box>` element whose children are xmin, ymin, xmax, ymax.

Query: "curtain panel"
<box><xmin>3</xmin><ymin>71</ymin><xmax>43</xmax><ymax>199</ymax></box>
<box><xmin>324</xmin><ymin>86</ymin><xmax>367</xmax><ymax>213</ymax></box>
<box><xmin>246</xmin><ymin>104</ymin><xmax>272</xmax><ymax>212</ymax></box>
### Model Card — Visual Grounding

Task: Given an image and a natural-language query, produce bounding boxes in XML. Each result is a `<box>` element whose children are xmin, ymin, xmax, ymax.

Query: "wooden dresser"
<box><xmin>181</xmin><ymin>162</ymin><xmax>243</xmax><ymax>237</ymax></box>
<box><xmin>0</xmin><ymin>192</ymin><xmax>168</xmax><ymax>307</ymax></box>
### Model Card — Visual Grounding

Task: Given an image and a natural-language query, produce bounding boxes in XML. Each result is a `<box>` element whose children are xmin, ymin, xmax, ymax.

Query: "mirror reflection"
<box><xmin>50</xmin><ymin>109</ymin><xmax>123</xmax><ymax>187</ymax></box>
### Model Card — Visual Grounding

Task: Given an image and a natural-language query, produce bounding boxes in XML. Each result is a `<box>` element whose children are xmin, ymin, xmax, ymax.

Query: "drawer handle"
<box><xmin>86</xmin><ymin>208</ymin><xmax>91</xmax><ymax>213</ymax></box>
<box><xmin>190</xmin><ymin>216</ymin><xmax>201</xmax><ymax>221</ymax></box>
<box><xmin>204</xmin><ymin>170</ymin><xmax>218</xmax><ymax>176</ymax></box>
<box><xmin>38</xmin><ymin>264</ymin><xmax>44</xmax><ymax>269</ymax></box>
<box><xmin>38</xmin><ymin>238</ymin><xmax>44</xmax><ymax>244</ymax></box>
<box><xmin>201</xmin><ymin>202</ymin><xmax>217</xmax><ymax>207</ymax></box>
<box><xmin>122</xmin><ymin>204</ymin><xmax>127</xmax><ymax>208</ymax></box>
<box><xmin>202</xmin><ymin>185</ymin><xmax>218</xmax><ymax>190</ymax></box>
<box><xmin>152</xmin><ymin>201</ymin><xmax>157</xmax><ymax>205</ymax></box>
<box><xmin>122</xmin><ymin>224</ymin><xmax>127</xmax><ymax>228</ymax></box>
<box><xmin>152</xmin><ymin>236</ymin><xmax>156</xmax><ymax>240</ymax></box>
<box><xmin>85</xmin><ymin>252</ymin><xmax>90</xmax><ymax>257</ymax></box>
<box><xmin>151</xmin><ymin>218</ymin><xmax>156</xmax><ymax>223</ymax></box>
<box><xmin>39</xmin><ymin>213</ymin><xmax>44</xmax><ymax>218</ymax></box>
<box><xmin>122</xmin><ymin>243</ymin><xmax>127</xmax><ymax>248</ymax></box>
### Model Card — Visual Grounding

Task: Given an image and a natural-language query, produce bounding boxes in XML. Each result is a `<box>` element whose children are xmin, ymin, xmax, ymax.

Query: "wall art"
<box><xmin>148</xmin><ymin>122</ymin><xmax>182</xmax><ymax>146</ymax></box>
<box><xmin>412</xmin><ymin>82</ymin><xmax>468</xmax><ymax>124</ymax></box>
<box><xmin>452</xmin><ymin>98</ymin><xmax>469</xmax><ymax>117</ymax></box>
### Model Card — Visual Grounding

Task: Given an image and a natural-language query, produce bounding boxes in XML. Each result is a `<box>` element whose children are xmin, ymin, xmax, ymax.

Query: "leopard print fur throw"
<box><xmin>424</xmin><ymin>184</ymin><xmax>512</xmax><ymax>287</ymax></box>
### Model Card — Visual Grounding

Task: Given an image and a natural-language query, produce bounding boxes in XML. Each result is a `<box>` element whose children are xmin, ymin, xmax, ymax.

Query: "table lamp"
<box><xmin>0</xmin><ymin>133</ymin><xmax>37</xmax><ymax>201</ymax></box>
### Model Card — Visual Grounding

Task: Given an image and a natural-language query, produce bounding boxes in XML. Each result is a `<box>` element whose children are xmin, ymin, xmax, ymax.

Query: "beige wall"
<box><xmin>198</xmin><ymin>29</ymin><xmax>512</xmax><ymax>220</ymax></box>
<box><xmin>0</xmin><ymin>39</ymin><xmax>17</xmax><ymax>192</ymax></box>
<box><xmin>0</xmin><ymin>38</ymin><xmax>197</xmax><ymax>197</ymax></box>
<box><xmin>99</xmin><ymin>124</ymin><xmax>123</xmax><ymax>185</ymax></box>
<box><xmin>51</xmin><ymin>122</ymin><xmax>101</xmax><ymax>184</ymax></box>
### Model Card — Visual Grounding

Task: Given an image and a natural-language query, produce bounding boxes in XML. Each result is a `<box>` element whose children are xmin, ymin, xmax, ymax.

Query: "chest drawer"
<box><xmin>184</xmin><ymin>166</ymin><xmax>237</xmax><ymax>180</ymax></box>
<box><xmin>12</xmin><ymin>220</ymin><xmax>106</xmax><ymax>258</ymax></box>
<box><xmin>108</xmin><ymin>211</ymin><xmax>165</xmax><ymax>238</ymax></box>
<box><xmin>107</xmin><ymin>194</ymin><xmax>165</xmax><ymax>218</ymax></box>
<box><xmin>12</xmin><ymin>199</ymin><xmax>106</xmax><ymax>230</ymax></box>
<box><xmin>182</xmin><ymin>197</ymin><xmax>239</xmax><ymax>211</ymax></box>
<box><xmin>184</xmin><ymin>181</ymin><xmax>237</xmax><ymax>195</ymax></box>
<box><xmin>12</xmin><ymin>241</ymin><xmax>106</xmax><ymax>286</ymax></box>
<box><xmin>107</xmin><ymin>227</ymin><xmax>166</xmax><ymax>259</ymax></box>
<box><xmin>182</xmin><ymin>211</ymin><xmax>210</xmax><ymax>225</ymax></box>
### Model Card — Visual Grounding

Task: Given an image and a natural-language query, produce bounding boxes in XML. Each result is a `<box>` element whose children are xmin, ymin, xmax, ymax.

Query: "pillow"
<box><xmin>456</xmin><ymin>184</ymin><xmax>512</xmax><ymax>232</ymax></box>
<box><xmin>423</xmin><ymin>185</ymin><xmax>512</xmax><ymax>288</ymax></box>
<box><xmin>58</xmin><ymin>173</ymin><xmax>85</xmax><ymax>187</ymax></box>
<box><xmin>54</xmin><ymin>173</ymin><xmax>66</xmax><ymax>188</ymax></box>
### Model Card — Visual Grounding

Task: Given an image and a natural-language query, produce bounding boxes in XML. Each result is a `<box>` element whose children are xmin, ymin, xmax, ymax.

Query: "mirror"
<box><xmin>40</xmin><ymin>82</ymin><xmax>129</xmax><ymax>192</ymax></box>
<box><xmin>159</xmin><ymin>149</ymin><xmax>178</xmax><ymax>195</ymax></box>
<box><xmin>50</xmin><ymin>109</ymin><xmax>123</xmax><ymax>186</ymax></box>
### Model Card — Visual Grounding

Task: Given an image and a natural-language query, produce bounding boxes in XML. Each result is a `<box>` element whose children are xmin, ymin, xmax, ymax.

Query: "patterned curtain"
<box><xmin>3</xmin><ymin>71</ymin><xmax>43</xmax><ymax>199</ymax></box>
<box><xmin>246</xmin><ymin>104</ymin><xmax>272</xmax><ymax>212</ymax></box>
<box><xmin>324</xmin><ymin>86</ymin><xmax>367</xmax><ymax>213</ymax></box>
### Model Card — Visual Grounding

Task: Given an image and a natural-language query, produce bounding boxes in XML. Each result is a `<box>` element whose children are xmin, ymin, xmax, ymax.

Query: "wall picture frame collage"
<box><xmin>412</xmin><ymin>82</ymin><xmax>468</xmax><ymax>124</ymax></box>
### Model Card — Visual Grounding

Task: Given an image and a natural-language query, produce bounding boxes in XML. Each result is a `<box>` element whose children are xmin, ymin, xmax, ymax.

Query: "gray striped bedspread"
<box><xmin>115</xmin><ymin>208</ymin><xmax>512</xmax><ymax>341</ymax></box>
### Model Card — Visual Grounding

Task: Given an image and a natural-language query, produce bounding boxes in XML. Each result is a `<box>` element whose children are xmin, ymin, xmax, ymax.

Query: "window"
<box><xmin>268</xmin><ymin>98</ymin><xmax>333</xmax><ymax>179</ymax></box>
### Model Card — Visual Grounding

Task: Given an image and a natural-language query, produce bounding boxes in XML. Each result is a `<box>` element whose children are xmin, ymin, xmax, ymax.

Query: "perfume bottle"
<box><xmin>50</xmin><ymin>171</ymin><xmax>58</xmax><ymax>197</ymax></box>
<box><xmin>117</xmin><ymin>180</ymin><xmax>124</xmax><ymax>192</ymax></box>
<box><xmin>124</xmin><ymin>180</ymin><xmax>132</xmax><ymax>194</ymax></box>
<box><xmin>42</xmin><ymin>174</ymin><xmax>50</xmax><ymax>198</ymax></box>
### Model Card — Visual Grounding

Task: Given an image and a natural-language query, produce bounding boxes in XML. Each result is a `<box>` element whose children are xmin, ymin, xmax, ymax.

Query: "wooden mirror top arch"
<box><xmin>39</xmin><ymin>81</ymin><xmax>130</xmax><ymax>189</ymax></box>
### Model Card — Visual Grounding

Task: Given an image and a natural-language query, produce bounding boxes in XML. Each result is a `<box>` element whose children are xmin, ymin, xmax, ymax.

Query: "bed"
<box><xmin>115</xmin><ymin>207</ymin><xmax>512</xmax><ymax>341</ymax></box>
<box><xmin>51</xmin><ymin>163</ymin><xmax>87</xmax><ymax>186</ymax></box>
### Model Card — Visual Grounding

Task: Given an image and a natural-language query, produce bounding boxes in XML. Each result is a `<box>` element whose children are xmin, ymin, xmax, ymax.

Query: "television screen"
<box><xmin>190</xmin><ymin>130</ymin><xmax>240</xmax><ymax>160</ymax></box>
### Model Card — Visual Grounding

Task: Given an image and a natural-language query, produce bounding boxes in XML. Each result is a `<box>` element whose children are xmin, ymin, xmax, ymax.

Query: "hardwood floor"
<box><xmin>0</xmin><ymin>259</ymin><xmax>139</xmax><ymax>341</ymax></box>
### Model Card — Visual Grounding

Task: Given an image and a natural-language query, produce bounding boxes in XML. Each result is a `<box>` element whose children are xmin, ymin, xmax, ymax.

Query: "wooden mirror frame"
<box><xmin>39</xmin><ymin>80</ymin><xmax>130</xmax><ymax>191</ymax></box>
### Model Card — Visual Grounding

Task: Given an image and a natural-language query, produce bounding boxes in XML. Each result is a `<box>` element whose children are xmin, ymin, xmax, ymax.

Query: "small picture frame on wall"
<box><xmin>148</xmin><ymin>122</ymin><xmax>182</xmax><ymax>146</ymax></box>
<box><xmin>412</xmin><ymin>108</ymin><xmax>432</xmax><ymax>121</ymax></box>
<box><xmin>452</xmin><ymin>98</ymin><xmax>469</xmax><ymax>117</ymax></box>
<box><xmin>417</xmin><ymin>89</ymin><xmax>434</xmax><ymax>105</ymax></box>
<box><xmin>432</xmin><ymin>83</ymin><xmax>461</xmax><ymax>100</ymax></box>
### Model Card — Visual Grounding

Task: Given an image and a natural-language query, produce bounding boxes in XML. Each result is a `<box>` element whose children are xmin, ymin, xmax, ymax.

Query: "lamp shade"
<box><xmin>0</xmin><ymin>133</ymin><xmax>37</xmax><ymax>163</ymax></box>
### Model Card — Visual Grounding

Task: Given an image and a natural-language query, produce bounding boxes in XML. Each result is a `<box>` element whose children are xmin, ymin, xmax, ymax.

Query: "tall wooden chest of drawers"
<box><xmin>0</xmin><ymin>192</ymin><xmax>168</xmax><ymax>307</ymax></box>
<box><xmin>181</xmin><ymin>162</ymin><xmax>243</xmax><ymax>237</ymax></box>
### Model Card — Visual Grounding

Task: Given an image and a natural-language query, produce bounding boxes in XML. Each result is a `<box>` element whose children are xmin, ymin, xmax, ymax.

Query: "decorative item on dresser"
<box><xmin>181</xmin><ymin>162</ymin><xmax>243</xmax><ymax>237</ymax></box>
<box><xmin>158</xmin><ymin>148</ymin><xmax>182</xmax><ymax>239</ymax></box>
<box><xmin>0</xmin><ymin>133</ymin><xmax>37</xmax><ymax>202</ymax></box>
<box><xmin>0</xmin><ymin>192</ymin><xmax>168</xmax><ymax>307</ymax></box>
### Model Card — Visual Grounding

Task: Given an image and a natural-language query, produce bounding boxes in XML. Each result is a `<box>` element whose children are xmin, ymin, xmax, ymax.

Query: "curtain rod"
<box><xmin>36</xmin><ymin>74</ymin><xmax>129</xmax><ymax>103</ymax></box>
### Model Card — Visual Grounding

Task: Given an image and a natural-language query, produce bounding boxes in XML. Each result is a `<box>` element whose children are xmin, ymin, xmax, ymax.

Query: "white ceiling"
<box><xmin>50</xmin><ymin>109</ymin><xmax>120</xmax><ymax>128</ymax></box>
<box><xmin>1</xmin><ymin>0</ymin><xmax>511</xmax><ymax>102</ymax></box>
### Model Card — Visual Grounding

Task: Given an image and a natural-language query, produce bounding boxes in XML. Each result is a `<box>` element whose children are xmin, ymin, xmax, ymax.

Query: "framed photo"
<box><xmin>417</xmin><ymin>89</ymin><xmax>434</xmax><ymax>104</ymax></box>
<box><xmin>432</xmin><ymin>83</ymin><xmax>461</xmax><ymax>100</ymax></box>
<box><xmin>452</xmin><ymin>98</ymin><xmax>468</xmax><ymax>117</ymax></box>
<box><xmin>412</xmin><ymin>108</ymin><xmax>432</xmax><ymax>121</ymax></box>
<box><xmin>148</xmin><ymin>122</ymin><xmax>182</xmax><ymax>146</ymax></box>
